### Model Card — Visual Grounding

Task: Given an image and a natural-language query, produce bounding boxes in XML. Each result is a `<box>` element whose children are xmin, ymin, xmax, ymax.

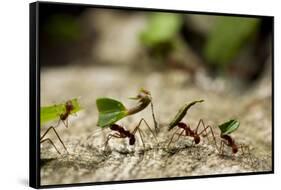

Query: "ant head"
<box><xmin>65</xmin><ymin>101</ymin><xmax>74</xmax><ymax>111</ymax></box>
<box><xmin>194</xmin><ymin>135</ymin><xmax>200</xmax><ymax>144</ymax></box>
<box><xmin>129</xmin><ymin>135</ymin><xmax>135</xmax><ymax>145</ymax></box>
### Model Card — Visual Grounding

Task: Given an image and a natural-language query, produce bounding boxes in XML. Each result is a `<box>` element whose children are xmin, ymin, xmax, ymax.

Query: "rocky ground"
<box><xmin>40</xmin><ymin>65</ymin><xmax>272</xmax><ymax>186</ymax></box>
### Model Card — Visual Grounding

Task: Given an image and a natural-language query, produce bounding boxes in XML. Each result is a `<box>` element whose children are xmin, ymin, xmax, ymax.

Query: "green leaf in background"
<box><xmin>204</xmin><ymin>16</ymin><xmax>260</xmax><ymax>67</ymax></box>
<box><xmin>140</xmin><ymin>13</ymin><xmax>183</xmax><ymax>47</ymax></box>
<box><xmin>217</xmin><ymin>119</ymin><xmax>240</xmax><ymax>135</ymax></box>
<box><xmin>96</xmin><ymin>98</ymin><xmax>129</xmax><ymax>128</ymax></box>
<box><xmin>40</xmin><ymin>98</ymin><xmax>81</xmax><ymax>125</ymax></box>
<box><xmin>168</xmin><ymin>100</ymin><xmax>204</xmax><ymax>130</ymax></box>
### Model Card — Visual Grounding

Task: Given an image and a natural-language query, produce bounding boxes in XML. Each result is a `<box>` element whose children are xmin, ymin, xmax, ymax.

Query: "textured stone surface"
<box><xmin>40</xmin><ymin>65</ymin><xmax>272</xmax><ymax>185</ymax></box>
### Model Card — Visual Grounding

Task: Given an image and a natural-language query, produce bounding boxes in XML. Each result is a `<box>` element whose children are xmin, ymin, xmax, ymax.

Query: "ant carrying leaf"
<box><xmin>96</xmin><ymin>88</ymin><xmax>158</xmax><ymax>150</ymax></box>
<box><xmin>41</xmin><ymin>98</ymin><xmax>81</xmax><ymax>125</ymax></box>
<box><xmin>167</xmin><ymin>100</ymin><xmax>218</xmax><ymax>149</ymax></box>
<box><xmin>40</xmin><ymin>98</ymin><xmax>82</xmax><ymax>154</ymax></box>
<box><xmin>217</xmin><ymin>119</ymin><xmax>251</xmax><ymax>157</ymax></box>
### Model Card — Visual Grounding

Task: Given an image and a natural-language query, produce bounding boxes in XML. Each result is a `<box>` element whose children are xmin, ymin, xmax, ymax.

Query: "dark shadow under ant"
<box><xmin>40</xmin><ymin>100</ymin><xmax>74</xmax><ymax>155</ymax></box>
<box><xmin>167</xmin><ymin>119</ymin><xmax>218</xmax><ymax>149</ymax></box>
<box><xmin>104</xmin><ymin>118</ymin><xmax>158</xmax><ymax>151</ymax></box>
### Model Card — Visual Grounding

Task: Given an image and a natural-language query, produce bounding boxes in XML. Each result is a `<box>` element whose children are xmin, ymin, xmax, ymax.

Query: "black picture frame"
<box><xmin>29</xmin><ymin>1</ymin><xmax>274</xmax><ymax>189</ymax></box>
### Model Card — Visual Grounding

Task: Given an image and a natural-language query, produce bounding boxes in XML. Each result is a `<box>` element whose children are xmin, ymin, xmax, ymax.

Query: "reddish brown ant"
<box><xmin>40</xmin><ymin>100</ymin><xmax>74</xmax><ymax>154</ymax></box>
<box><xmin>216</xmin><ymin>119</ymin><xmax>252</xmax><ymax>162</ymax></box>
<box><xmin>219</xmin><ymin>134</ymin><xmax>251</xmax><ymax>157</ymax></box>
<box><xmin>104</xmin><ymin>118</ymin><xmax>158</xmax><ymax>150</ymax></box>
<box><xmin>57</xmin><ymin>100</ymin><xmax>74</xmax><ymax>128</ymax></box>
<box><xmin>167</xmin><ymin>119</ymin><xmax>218</xmax><ymax>149</ymax></box>
<box><xmin>167</xmin><ymin>100</ymin><xmax>218</xmax><ymax>149</ymax></box>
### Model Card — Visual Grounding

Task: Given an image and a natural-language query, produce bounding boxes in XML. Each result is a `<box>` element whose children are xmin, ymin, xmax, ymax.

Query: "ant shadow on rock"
<box><xmin>40</xmin><ymin>158</ymin><xmax>57</xmax><ymax>167</ymax></box>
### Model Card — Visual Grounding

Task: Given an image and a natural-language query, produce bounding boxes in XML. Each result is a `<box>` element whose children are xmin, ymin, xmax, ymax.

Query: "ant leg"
<box><xmin>195</xmin><ymin>119</ymin><xmax>206</xmax><ymax>135</ymax></box>
<box><xmin>238</xmin><ymin>144</ymin><xmax>253</xmax><ymax>165</ymax></box>
<box><xmin>104</xmin><ymin>133</ymin><xmax>121</xmax><ymax>150</ymax></box>
<box><xmin>167</xmin><ymin>128</ymin><xmax>185</xmax><ymax>148</ymax></box>
<box><xmin>132</xmin><ymin>118</ymin><xmax>158</xmax><ymax>144</ymax></box>
<box><xmin>167</xmin><ymin>127</ymin><xmax>181</xmax><ymax>148</ymax></box>
<box><xmin>61</xmin><ymin>119</ymin><xmax>69</xmax><ymax>128</ymax></box>
<box><xmin>195</xmin><ymin>119</ymin><xmax>211</xmax><ymax>140</ymax></box>
<box><xmin>40</xmin><ymin>126</ymin><xmax>68</xmax><ymax>153</ymax></box>
<box><xmin>40</xmin><ymin>138</ymin><xmax>61</xmax><ymax>155</ymax></box>
<box><xmin>136</xmin><ymin>128</ymin><xmax>146</xmax><ymax>149</ymax></box>
<box><xmin>66</xmin><ymin>118</ymin><xmax>69</xmax><ymax>128</ymax></box>
<box><xmin>238</xmin><ymin>144</ymin><xmax>251</xmax><ymax>155</ymax></box>
<box><xmin>219</xmin><ymin>140</ymin><xmax>225</xmax><ymax>155</ymax></box>
<box><xmin>150</xmin><ymin>99</ymin><xmax>158</xmax><ymax>133</ymax></box>
<box><xmin>55</xmin><ymin>119</ymin><xmax>61</xmax><ymax>128</ymax></box>
<box><xmin>198</xmin><ymin>124</ymin><xmax>219</xmax><ymax>151</ymax></box>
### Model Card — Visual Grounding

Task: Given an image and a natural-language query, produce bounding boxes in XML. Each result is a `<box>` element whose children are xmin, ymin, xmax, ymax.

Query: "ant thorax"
<box><xmin>221</xmin><ymin>134</ymin><xmax>234</xmax><ymax>146</ymax></box>
<box><xmin>110</xmin><ymin>124</ymin><xmax>132</xmax><ymax>137</ymax></box>
<box><xmin>109</xmin><ymin>124</ymin><xmax>136</xmax><ymax>145</ymax></box>
<box><xmin>178</xmin><ymin>123</ymin><xmax>193</xmax><ymax>135</ymax></box>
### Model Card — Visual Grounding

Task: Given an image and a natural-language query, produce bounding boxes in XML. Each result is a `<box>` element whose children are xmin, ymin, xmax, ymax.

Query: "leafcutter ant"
<box><xmin>96</xmin><ymin>88</ymin><xmax>158</xmax><ymax>150</ymax></box>
<box><xmin>167</xmin><ymin>100</ymin><xmax>218</xmax><ymax>149</ymax></box>
<box><xmin>217</xmin><ymin>120</ymin><xmax>252</xmax><ymax>158</ymax></box>
<box><xmin>40</xmin><ymin>100</ymin><xmax>75</xmax><ymax>154</ymax></box>
<box><xmin>104</xmin><ymin>118</ymin><xmax>157</xmax><ymax>150</ymax></box>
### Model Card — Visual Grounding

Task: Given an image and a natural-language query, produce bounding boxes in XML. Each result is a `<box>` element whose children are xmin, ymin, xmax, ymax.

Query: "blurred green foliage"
<box><xmin>140</xmin><ymin>13</ymin><xmax>183</xmax><ymax>48</ymax></box>
<box><xmin>204</xmin><ymin>16</ymin><xmax>260</xmax><ymax>67</ymax></box>
<box><xmin>45</xmin><ymin>14</ymin><xmax>81</xmax><ymax>42</ymax></box>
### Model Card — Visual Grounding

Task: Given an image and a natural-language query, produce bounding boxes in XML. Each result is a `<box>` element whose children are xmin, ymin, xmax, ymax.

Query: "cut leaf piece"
<box><xmin>168</xmin><ymin>100</ymin><xmax>204</xmax><ymax>130</ymax></box>
<box><xmin>218</xmin><ymin>119</ymin><xmax>240</xmax><ymax>135</ymax></box>
<box><xmin>96</xmin><ymin>98</ymin><xmax>128</xmax><ymax>128</ymax></box>
<box><xmin>40</xmin><ymin>98</ymin><xmax>81</xmax><ymax>125</ymax></box>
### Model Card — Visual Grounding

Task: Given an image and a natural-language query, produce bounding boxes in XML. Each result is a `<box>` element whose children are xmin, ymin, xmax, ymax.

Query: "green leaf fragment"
<box><xmin>40</xmin><ymin>98</ymin><xmax>81</xmax><ymax>125</ymax></box>
<box><xmin>218</xmin><ymin>119</ymin><xmax>240</xmax><ymax>135</ymax></box>
<box><xmin>96</xmin><ymin>98</ymin><xmax>128</xmax><ymax>128</ymax></box>
<box><xmin>168</xmin><ymin>100</ymin><xmax>204</xmax><ymax>130</ymax></box>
